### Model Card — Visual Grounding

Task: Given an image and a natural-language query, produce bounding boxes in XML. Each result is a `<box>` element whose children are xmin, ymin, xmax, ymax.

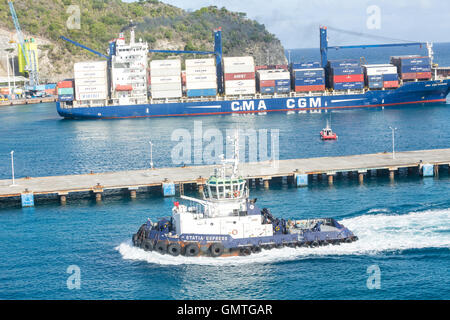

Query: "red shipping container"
<box><xmin>295</xmin><ymin>85</ymin><xmax>325</xmax><ymax>92</ymax></box>
<box><xmin>333</xmin><ymin>74</ymin><xmax>364</xmax><ymax>83</ymax></box>
<box><xmin>45</xmin><ymin>89</ymin><xmax>57</xmax><ymax>95</ymax></box>
<box><xmin>255</xmin><ymin>65</ymin><xmax>268</xmax><ymax>71</ymax></box>
<box><xmin>224</xmin><ymin>72</ymin><xmax>255</xmax><ymax>81</ymax></box>
<box><xmin>400</xmin><ymin>73</ymin><xmax>416</xmax><ymax>80</ymax></box>
<box><xmin>416</xmin><ymin>72</ymin><xmax>431</xmax><ymax>79</ymax></box>
<box><xmin>383</xmin><ymin>81</ymin><xmax>399</xmax><ymax>88</ymax></box>
<box><xmin>57</xmin><ymin>80</ymin><xmax>74</xmax><ymax>88</ymax></box>
<box><xmin>275</xmin><ymin>64</ymin><xmax>289</xmax><ymax>71</ymax></box>
<box><xmin>259</xmin><ymin>80</ymin><xmax>275</xmax><ymax>87</ymax></box>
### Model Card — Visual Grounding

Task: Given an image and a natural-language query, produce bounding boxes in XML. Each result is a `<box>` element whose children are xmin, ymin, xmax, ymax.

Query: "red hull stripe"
<box><xmin>91</xmin><ymin>98</ymin><xmax>447</xmax><ymax>119</ymax></box>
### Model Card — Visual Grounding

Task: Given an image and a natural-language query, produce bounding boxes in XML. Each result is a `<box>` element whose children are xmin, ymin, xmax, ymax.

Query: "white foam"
<box><xmin>116</xmin><ymin>208</ymin><xmax>450</xmax><ymax>266</ymax></box>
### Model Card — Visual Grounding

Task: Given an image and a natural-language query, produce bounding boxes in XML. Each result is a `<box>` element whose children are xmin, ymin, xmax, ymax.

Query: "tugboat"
<box><xmin>132</xmin><ymin>134</ymin><xmax>357</xmax><ymax>257</ymax></box>
<box><xmin>320</xmin><ymin>120</ymin><xmax>338</xmax><ymax>140</ymax></box>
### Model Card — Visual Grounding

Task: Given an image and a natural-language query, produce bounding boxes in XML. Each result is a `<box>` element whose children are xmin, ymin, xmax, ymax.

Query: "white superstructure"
<box><xmin>110</xmin><ymin>27</ymin><xmax>148</xmax><ymax>105</ymax></box>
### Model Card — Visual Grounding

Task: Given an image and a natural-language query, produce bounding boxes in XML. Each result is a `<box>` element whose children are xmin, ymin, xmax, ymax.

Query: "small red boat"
<box><xmin>320</xmin><ymin>121</ymin><xmax>338</xmax><ymax>140</ymax></box>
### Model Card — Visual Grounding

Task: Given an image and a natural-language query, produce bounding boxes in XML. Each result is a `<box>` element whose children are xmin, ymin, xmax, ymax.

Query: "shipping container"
<box><xmin>291</xmin><ymin>62</ymin><xmax>321</xmax><ymax>69</ymax></box>
<box><xmin>416</xmin><ymin>72</ymin><xmax>432</xmax><ymax>80</ymax></box>
<box><xmin>151</xmin><ymin>76</ymin><xmax>182</xmax><ymax>84</ymax></box>
<box><xmin>390</xmin><ymin>56</ymin><xmax>430</xmax><ymax>66</ymax></box>
<box><xmin>57</xmin><ymin>80</ymin><xmax>74</xmax><ymax>88</ymax></box>
<box><xmin>294</xmin><ymin>77</ymin><xmax>325</xmax><ymax>86</ymax></box>
<box><xmin>382</xmin><ymin>73</ymin><xmax>399</xmax><ymax>81</ymax></box>
<box><xmin>77</xmin><ymin>92</ymin><xmax>107</xmax><ymax>101</ymax></box>
<box><xmin>333</xmin><ymin>82</ymin><xmax>364</xmax><ymax>90</ymax></box>
<box><xmin>151</xmin><ymin>90</ymin><xmax>182</xmax><ymax>99</ymax></box>
<box><xmin>330</xmin><ymin>67</ymin><xmax>363</xmax><ymax>76</ymax></box>
<box><xmin>224</xmin><ymin>79</ymin><xmax>256</xmax><ymax>88</ymax></box>
<box><xmin>45</xmin><ymin>83</ymin><xmax>57</xmax><ymax>89</ymax></box>
<box><xmin>150</xmin><ymin>59</ymin><xmax>181</xmax><ymax>69</ymax></box>
<box><xmin>333</xmin><ymin>74</ymin><xmax>364</xmax><ymax>83</ymax></box>
<box><xmin>185</xmin><ymin>58</ymin><xmax>215</xmax><ymax>68</ymax></box>
<box><xmin>224</xmin><ymin>72</ymin><xmax>255</xmax><ymax>81</ymax></box>
<box><xmin>368</xmin><ymin>81</ymin><xmax>383</xmax><ymax>89</ymax></box>
<box><xmin>223</xmin><ymin>56</ymin><xmax>255</xmax><ymax>74</ymax></box>
<box><xmin>259</xmin><ymin>80</ymin><xmax>276</xmax><ymax>87</ymax></box>
<box><xmin>327</xmin><ymin>59</ymin><xmax>360</xmax><ymax>68</ymax></box>
<box><xmin>260</xmin><ymin>86</ymin><xmax>275</xmax><ymax>94</ymax></box>
<box><xmin>58</xmin><ymin>87</ymin><xmax>74</xmax><ymax>95</ymax></box>
<box><xmin>294</xmin><ymin>85</ymin><xmax>325</xmax><ymax>92</ymax></box>
<box><xmin>400</xmin><ymin>73</ymin><xmax>417</xmax><ymax>80</ymax></box>
<box><xmin>363</xmin><ymin>64</ymin><xmax>397</xmax><ymax>76</ymax></box>
<box><xmin>58</xmin><ymin>94</ymin><xmax>74</xmax><ymax>102</ymax></box>
<box><xmin>292</xmin><ymin>68</ymin><xmax>325</xmax><ymax>78</ymax></box>
<box><xmin>367</xmin><ymin>75</ymin><xmax>383</xmax><ymax>82</ymax></box>
<box><xmin>75</xmin><ymin>78</ymin><xmax>107</xmax><ymax>86</ymax></box>
<box><xmin>383</xmin><ymin>81</ymin><xmax>399</xmax><ymax>88</ymax></box>
<box><xmin>74</xmin><ymin>61</ymin><xmax>107</xmax><ymax>72</ymax></box>
<box><xmin>257</xmin><ymin>69</ymin><xmax>290</xmax><ymax>81</ymax></box>
<box><xmin>151</xmin><ymin>68</ymin><xmax>181</xmax><ymax>77</ymax></box>
<box><xmin>0</xmin><ymin>87</ymin><xmax>10</xmax><ymax>94</ymax></box>
<box><xmin>186</xmin><ymin>88</ymin><xmax>217</xmax><ymax>97</ymax></box>
<box><xmin>74</xmin><ymin>70</ymin><xmax>107</xmax><ymax>79</ymax></box>
<box><xmin>151</xmin><ymin>83</ymin><xmax>182</xmax><ymax>91</ymax></box>
<box><xmin>275</xmin><ymin>79</ymin><xmax>290</xmax><ymax>86</ymax></box>
<box><xmin>225</xmin><ymin>87</ymin><xmax>256</xmax><ymax>95</ymax></box>
<box><xmin>186</xmin><ymin>74</ymin><xmax>217</xmax><ymax>83</ymax></box>
<box><xmin>186</xmin><ymin>81</ymin><xmax>217</xmax><ymax>90</ymax></box>
<box><xmin>275</xmin><ymin>86</ymin><xmax>290</xmax><ymax>93</ymax></box>
<box><xmin>76</xmin><ymin>85</ymin><xmax>108</xmax><ymax>94</ymax></box>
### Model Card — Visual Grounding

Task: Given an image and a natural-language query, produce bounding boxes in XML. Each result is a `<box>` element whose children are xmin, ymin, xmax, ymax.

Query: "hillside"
<box><xmin>0</xmin><ymin>0</ymin><xmax>287</xmax><ymax>82</ymax></box>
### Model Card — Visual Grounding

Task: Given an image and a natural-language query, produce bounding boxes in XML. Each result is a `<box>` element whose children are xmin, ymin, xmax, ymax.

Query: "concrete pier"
<box><xmin>1</xmin><ymin>148</ymin><xmax>449</xmax><ymax>207</ymax></box>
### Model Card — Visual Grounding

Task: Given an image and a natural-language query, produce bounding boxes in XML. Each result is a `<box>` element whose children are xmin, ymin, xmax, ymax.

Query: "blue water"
<box><xmin>0</xmin><ymin>46</ymin><xmax>449</xmax><ymax>300</ymax></box>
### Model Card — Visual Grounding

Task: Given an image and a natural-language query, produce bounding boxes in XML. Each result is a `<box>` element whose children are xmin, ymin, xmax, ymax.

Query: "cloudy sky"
<box><xmin>125</xmin><ymin>0</ymin><xmax>450</xmax><ymax>48</ymax></box>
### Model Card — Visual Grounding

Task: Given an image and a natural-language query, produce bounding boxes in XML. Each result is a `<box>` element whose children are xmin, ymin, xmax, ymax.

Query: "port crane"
<box><xmin>320</xmin><ymin>26</ymin><xmax>433</xmax><ymax>68</ymax></box>
<box><xmin>8</xmin><ymin>0</ymin><xmax>39</xmax><ymax>87</ymax></box>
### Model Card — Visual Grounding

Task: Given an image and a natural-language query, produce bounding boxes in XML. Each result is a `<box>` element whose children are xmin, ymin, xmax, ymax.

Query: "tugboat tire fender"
<box><xmin>310</xmin><ymin>241</ymin><xmax>320</xmax><ymax>247</ymax></box>
<box><xmin>251</xmin><ymin>246</ymin><xmax>262</xmax><ymax>254</ymax></box>
<box><xmin>143</xmin><ymin>239</ymin><xmax>154</xmax><ymax>251</ymax></box>
<box><xmin>240</xmin><ymin>247</ymin><xmax>252</xmax><ymax>256</ymax></box>
<box><xmin>167</xmin><ymin>243</ymin><xmax>181</xmax><ymax>256</ymax></box>
<box><xmin>185</xmin><ymin>243</ymin><xmax>200</xmax><ymax>257</ymax></box>
<box><xmin>155</xmin><ymin>241</ymin><xmax>168</xmax><ymax>254</ymax></box>
<box><xmin>209</xmin><ymin>243</ymin><xmax>224</xmax><ymax>257</ymax></box>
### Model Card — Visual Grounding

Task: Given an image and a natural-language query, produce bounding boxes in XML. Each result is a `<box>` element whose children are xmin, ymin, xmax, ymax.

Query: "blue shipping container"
<box><xmin>58</xmin><ymin>94</ymin><xmax>74</xmax><ymax>102</ymax></box>
<box><xmin>330</xmin><ymin>67</ymin><xmax>363</xmax><ymax>76</ymax></box>
<box><xmin>367</xmin><ymin>75</ymin><xmax>382</xmax><ymax>82</ymax></box>
<box><xmin>400</xmin><ymin>65</ymin><xmax>431</xmax><ymax>73</ymax></box>
<box><xmin>368</xmin><ymin>81</ymin><xmax>383</xmax><ymax>89</ymax></box>
<box><xmin>382</xmin><ymin>73</ymin><xmax>399</xmax><ymax>81</ymax></box>
<box><xmin>295</xmin><ymin>77</ymin><xmax>325</xmax><ymax>86</ymax></box>
<box><xmin>328</xmin><ymin>59</ymin><xmax>360</xmax><ymax>68</ymax></box>
<box><xmin>260</xmin><ymin>87</ymin><xmax>275</xmax><ymax>94</ymax></box>
<box><xmin>395</xmin><ymin>57</ymin><xmax>431</xmax><ymax>66</ymax></box>
<box><xmin>275</xmin><ymin>79</ymin><xmax>290</xmax><ymax>86</ymax></box>
<box><xmin>187</xmin><ymin>89</ymin><xmax>217</xmax><ymax>97</ymax></box>
<box><xmin>291</xmin><ymin>62</ymin><xmax>321</xmax><ymax>69</ymax></box>
<box><xmin>275</xmin><ymin>86</ymin><xmax>290</xmax><ymax>93</ymax></box>
<box><xmin>333</xmin><ymin>82</ymin><xmax>364</xmax><ymax>90</ymax></box>
<box><xmin>293</xmin><ymin>69</ymin><xmax>325</xmax><ymax>78</ymax></box>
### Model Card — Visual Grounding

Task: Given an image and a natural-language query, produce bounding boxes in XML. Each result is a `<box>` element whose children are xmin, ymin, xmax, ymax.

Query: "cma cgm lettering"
<box><xmin>230</xmin><ymin>97</ymin><xmax>322</xmax><ymax>111</ymax></box>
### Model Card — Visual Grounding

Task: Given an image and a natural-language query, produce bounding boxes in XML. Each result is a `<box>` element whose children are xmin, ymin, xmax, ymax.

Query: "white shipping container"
<box><xmin>186</xmin><ymin>81</ymin><xmax>217</xmax><ymax>90</ymax></box>
<box><xmin>223</xmin><ymin>56</ymin><xmax>254</xmax><ymax>66</ymax></box>
<box><xmin>225</xmin><ymin>87</ymin><xmax>256</xmax><ymax>95</ymax></box>
<box><xmin>150</xmin><ymin>76</ymin><xmax>181</xmax><ymax>84</ymax></box>
<box><xmin>364</xmin><ymin>65</ymin><xmax>398</xmax><ymax>76</ymax></box>
<box><xmin>223</xmin><ymin>65</ymin><xmax>255</xmax><ymax>74</ymax></box>
<box><xmin>150</xmin><ymin>68</ymin><xmax>180</xmax><ymax>77</ymax></box>
<box><xmin>76</xmin><ymin>85</ymin><xmax>107</xmax><ymax>94</ymax></box>
<box><xmin>77</xmin><ymin>92</ymin><xmax>107</xmax><ymax>101</ymax></box>
<box><xmin>74</xmin><ymin>61</ymin><xmax>107</xmax><ymax>72</ymax></box>
<box><xmin>185</xmin><ymin>58</ymin><xmax>215</xmax><ymax>68</ymax></box>
<box><xmin>75</xmin><ymin>78</ymin><xmax>107</xmax><ymax>86</ymax></box>
<box><xmin>224</xmin><ymin>79</ymin><xmax>256</xmax><ymax>88</ymax></box>
<box><xmin>150</xmin><ymin>59</ymin><xmax>181</xmax><ymax>70</ymax></box>
<box><xmin>257</xmin><ymin>70</ymin><xmax>290</xmax><ymax>81</ymax></box>
<box><xmin>151</xmin><ymin>83</ymin><xmax>181</xmax><ymax>91</ymax></box>
<box><xmin>151</xmin><ymin>90</ymin><xmax>182</xmax><ymax>99</ymax></box>
<box><xmin>186</xmin><ymin>74</ymin><xmax>217</xmax><ymax>83</ymax></box>
<box><xmin>185</xmin><ymin>66</ymin><xmax>217</xmax><ymax>75</ymax></box>
<box><xmin>75</xmin><ymin>70</ymin><xmax>107</xmax><ymax>79</ymax></box>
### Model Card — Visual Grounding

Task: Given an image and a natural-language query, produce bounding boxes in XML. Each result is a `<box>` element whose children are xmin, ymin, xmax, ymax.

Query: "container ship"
<box><xmin>56</xmin><ymin>27</ymin><xmax>450</xmax><ymax>120</ymax></box>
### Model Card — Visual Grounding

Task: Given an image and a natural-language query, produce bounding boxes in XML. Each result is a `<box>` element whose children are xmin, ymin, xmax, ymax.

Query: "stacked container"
<box><xmin>327</xmin><ymin>60</ymin><xmax>364</xmax><ymax>91</ymax></box>
<box><xmin>150</xmin><ymin>59</ymin><xmax>182</xmax><ymax>99</ymax></box>
<box><xmin>45</xmin><ymin>83</ymin><xmax>57</xmax><ymax>96</ymax></box>
<box><xmin>256</xmin><ymin>69</ymin><xmax>291</xmax><ymax>94</ymax></box>
<box><xmin>185</xmin><ymin>58</ymin><xmax>217</xmax><ymax>97</ymax></box>
<box><xmin>74</xmin><ymin>61</ymin><xmax>108</xmax><ymax>101</ymax></box>
<box><xmin>223</xmin><ymin>57</ymin><xmax>256</xmax><ymax>95</ymax></box>
<box><xmin>363</xmin><ymin>64</ymin><xmax>399</xmax><ymax>89</ymax></box>
<box><xmin>291</xmin><ymin>62</ymin><xmax>325</xmax><ymax>92</ymax></box>
<box><xmin>57</xmin><ymin>79</ymin><xmax>74</xmax><ymax>101</ymax></box>
<box><xmin>390</xmin><ymin>56</ymin><xmax>432</xmax><ymax>81</ymax></box>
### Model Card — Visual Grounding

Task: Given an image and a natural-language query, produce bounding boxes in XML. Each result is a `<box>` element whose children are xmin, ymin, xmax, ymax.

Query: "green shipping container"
<box><xmin>58</xmin><ymin>88</ymin><xmax>74</xmax><ymax>95</ymax></box>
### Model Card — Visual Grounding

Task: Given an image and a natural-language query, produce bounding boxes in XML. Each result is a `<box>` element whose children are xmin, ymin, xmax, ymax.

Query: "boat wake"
<box><xmin>116</xmin><ymin>208</ymin><xmax>450</xmax><ymax>266</ymax></box>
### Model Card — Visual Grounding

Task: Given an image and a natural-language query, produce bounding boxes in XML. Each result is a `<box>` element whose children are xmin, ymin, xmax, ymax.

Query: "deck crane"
<box><xmin>8</xmin><ymin>0</ymin><xmax>39</xmax><ymax>87</ymax></box>
<box><xmin>320</xmin><ymin>26</ymin><xmax>433</xmax><ymax>68</ymax></box>
<box><xmin>61</xmin><ymin>27</ymin><xmax>225</xmax><ymax>94</ymax></box>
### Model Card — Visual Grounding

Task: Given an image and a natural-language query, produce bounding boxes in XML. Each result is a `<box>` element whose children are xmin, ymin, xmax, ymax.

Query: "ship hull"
<box><xmin>57</xmin><ymin>80</ymin><xmax>450</xmax><ymax>119</ymax></box>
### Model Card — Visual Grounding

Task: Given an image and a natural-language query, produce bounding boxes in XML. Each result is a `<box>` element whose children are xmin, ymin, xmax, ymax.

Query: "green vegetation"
<box><xmin>1</xmin><ymin>0</ymin><xmax>280</xmax><ymax>59</ymax></box>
